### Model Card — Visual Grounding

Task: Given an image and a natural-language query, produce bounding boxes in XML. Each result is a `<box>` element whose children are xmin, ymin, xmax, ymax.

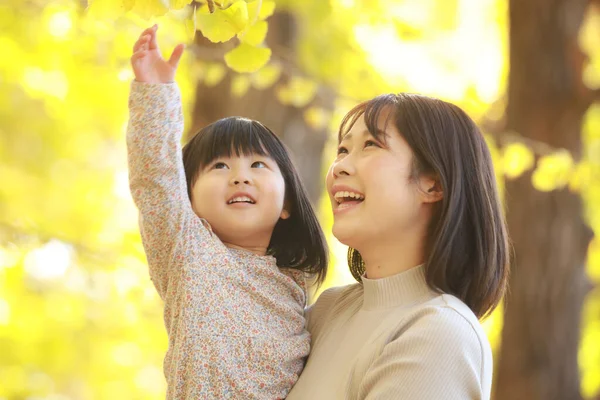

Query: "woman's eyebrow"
<box><xmin>375</xmin><ymin>129</ymin><xmax>389</xmax><ymax>139</ymax></box>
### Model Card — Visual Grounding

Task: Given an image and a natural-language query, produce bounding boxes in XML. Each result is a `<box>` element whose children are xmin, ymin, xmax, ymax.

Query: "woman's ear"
<box><xmin>280</xmin><ymin>197</ymin><xmax>292</xmax><ymax>219</ymax></box>
<box><xmin>420</xmin><ymin>176</ymin><xmax>443</xmax><ymax>203</ymax></box>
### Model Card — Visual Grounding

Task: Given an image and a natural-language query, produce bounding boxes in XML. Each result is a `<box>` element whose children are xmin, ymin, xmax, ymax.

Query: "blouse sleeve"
<box><xmin>126</xmin><ymin>81</ymin><xmax>216</xmax><ymax>299</ymax></box>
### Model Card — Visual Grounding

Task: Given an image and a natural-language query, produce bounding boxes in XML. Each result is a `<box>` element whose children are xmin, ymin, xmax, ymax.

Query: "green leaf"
<box><xmin>224</xmin><ymin>43</ymin><xmax>271</xmax><ymax>73</ymax></box>
<box><xmin>238</xmin><ymin>20</ymin><xmax>268</xmax><ymax>46</ymax></box>
<box><xmin>196</xmin><ymin>0</ymin><xmax>249</xmax><ymax>43</ymax></box>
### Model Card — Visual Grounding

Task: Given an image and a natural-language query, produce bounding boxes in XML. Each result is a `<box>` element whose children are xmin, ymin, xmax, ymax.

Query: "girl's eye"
<box><xmin>252</xmin><ymin>161</ymin><xmax>266</xmax><ymax>168</ymax></box>
<box><xmin>364</xmin><ymin>140</ymin><xmax>380</xmax><ymax>148</ymax></box>
<box><xmin>337</xmin><ymin>146</ymin><xmax>348</xmax><ymax>155</ymax></box>
<box><xmin>213</xmin><ymin>162</ymin><xmax>229</xmax><ymax>169</ymax></box>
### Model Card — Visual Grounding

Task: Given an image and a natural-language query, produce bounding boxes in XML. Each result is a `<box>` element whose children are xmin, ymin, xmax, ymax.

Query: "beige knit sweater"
<box><xmin>287</xmin><ymin>265</ymin><xmax>493</xmax><ymax>400</ymax></box>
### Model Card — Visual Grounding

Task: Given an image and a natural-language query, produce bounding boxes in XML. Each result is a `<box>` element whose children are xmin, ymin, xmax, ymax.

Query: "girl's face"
<box><xmin>326</xmin><ymin>113</ymin><xmax>437</xmax><ymax>252</ymax></box>
<box><xmin>191</xmin><ymin>153</ymin><xmax>289</xmax><ymax>250</ymax></box>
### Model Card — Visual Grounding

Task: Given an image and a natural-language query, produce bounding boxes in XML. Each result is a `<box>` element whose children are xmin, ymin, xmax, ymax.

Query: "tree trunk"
<box><xmin>495</xmin><ymin>0</ymin><xmax>595</xmax><ymax>399</ymax></box>
<box><xmin>188</xmin><ymin>12</ymin><xmax>331</xmax><ymax>204</ymax></box>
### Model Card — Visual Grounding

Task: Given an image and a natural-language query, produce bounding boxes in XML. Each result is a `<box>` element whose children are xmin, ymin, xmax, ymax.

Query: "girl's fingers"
<box><xmin>168</xmin><ymin>44</ymin><xmax>185</xmax><ymax>69</ymax></box>
<box><xmin>139</xmin><ymin>25</ymin><xmax>156</xmax><ymax>39</ymax></box>
<box><xmin>133</xmin><ymin>34</ymin><xmax>150</xmax><ymax>53</ymax></box>
<box><xmin>149</xmin><ymin>25</ymin><xmax>159</xmax><ymax>51</ymax></box>
<box><xmin>131</xmin><ymin>50</ymin><xmax>147</xmax><ymax>61</ymax></box>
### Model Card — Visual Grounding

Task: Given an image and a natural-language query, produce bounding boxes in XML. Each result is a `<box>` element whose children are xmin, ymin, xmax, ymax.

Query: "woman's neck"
<box><xmin>358</xmin><ymin>232</ymin><xmax>426</xmax><ymax>279</ymax></box>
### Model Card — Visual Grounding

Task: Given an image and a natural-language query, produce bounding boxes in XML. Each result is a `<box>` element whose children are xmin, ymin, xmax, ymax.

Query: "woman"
<box><xmin>287</xmin><ymin>94</ymin><xmax>509</xmax><ymax>399</ymax></box>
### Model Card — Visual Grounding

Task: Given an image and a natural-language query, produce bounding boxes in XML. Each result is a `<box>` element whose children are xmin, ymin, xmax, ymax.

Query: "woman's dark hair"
<box><xmin>342</xmin><ymin>94</ymin><xmax>510</xmax><ymax>319</ymax></box>
<box><xmin>182</xmin><ymin>116</ymin><xmax>328</xmax><ymax>284</ymax></box>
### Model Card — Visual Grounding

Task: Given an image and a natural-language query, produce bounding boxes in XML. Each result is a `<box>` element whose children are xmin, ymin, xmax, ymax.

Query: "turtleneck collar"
<box><xmin>361</xmin><ymin>265</ymin><xmax>434</xmax><ymax>310</ymax></box>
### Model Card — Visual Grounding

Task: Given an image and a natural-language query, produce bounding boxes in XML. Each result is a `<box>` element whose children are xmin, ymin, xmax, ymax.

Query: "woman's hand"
<box><xmin>131</xmin><ymin>24</ymin><xmax>185</xmax><ymax>84</ymax></box>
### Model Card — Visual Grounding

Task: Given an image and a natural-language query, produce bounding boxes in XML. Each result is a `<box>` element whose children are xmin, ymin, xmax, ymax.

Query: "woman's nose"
<box><xmin>332</xmin><ymin>156</ymin><xmax>353</xmax><ymax>178</ymax></box>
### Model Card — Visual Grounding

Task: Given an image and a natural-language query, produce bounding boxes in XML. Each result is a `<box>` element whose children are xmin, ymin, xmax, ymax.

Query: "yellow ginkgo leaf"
<box><xmin>587</xmin><ymin>237</ymin><xmax>600</xmax><ymax>282</ymax></box>
<box><xmin>130</xmin><ymin>0</ymin><xmax>169</xmax><ymax>19</ymax></box>
<box><xmin>224</xmin><ymin>43</ymin><xmax>271</xmax><ymax>73</ymax></box>
<box><xmin>190</xmin><ymin>60</ymin><xmax>206</xmax><ymax>82</ymax></box>
<box><xmin>203</xmin><ymin>63</ymin><xmax>227</xmax><ymax>87</ymax></box>
<box><xmin>87</xmin><ymin>0</ymin><xmax>134</xmax><ymax>20</ymax></box>
<box><xmin>531</xmin><ymin>151</ymin><xmax>574</xmax><ymax>192</ymax></box>
<box><xmin>304</xmin><ymin>107</ymin><xmax>331</xmax><ymax>130</ymax></box>
<box><xmin>238</xmin><ymin>20</ymin><xmax>268</xmax><ymax>46</ymax></box>
<box><xmin>502</xmin><ymin>142</ymin><xmax>534</xmax><ymax>179</ymax></box>
<box><xmin>251</xmin><ymin>63</ymin><xmax>282</xmax><ymax>90</ymax></box>
<box><xmin>276</xmin><ymin>76</ymin><xmax>318</xmax><ymax>108</ymax></box>
<box><xmin>258</xmin><ymin>0</ymin><xmax>275</xmax><ymax>20</ymax></box>
<box><xmin>568</xmin><ymin>161</ymin><xmax>594</xmax><ymax>193</ymax></box>
<box><xmin>246</xmin><ymin>0</ymin><xmax>275</xmax><ymax>22</ymax></box>
<box><xmin>231</xmin><ymin>75</ymin><xmax>251</xmax><ymax>97</ymax></box>
<box><xmin>184</xmin><ymin>5</ymin><xmax>197</xmax><ymax>40</ymax></box>
<box><xmin>196</xmin><ymin>1</ymin><xmax>249</xmax><ymax>43</ymax></box>
<box><xmin>170</xmin><ymin>0</ymin><xmax>192</xmax><ymax>9</ymax></box>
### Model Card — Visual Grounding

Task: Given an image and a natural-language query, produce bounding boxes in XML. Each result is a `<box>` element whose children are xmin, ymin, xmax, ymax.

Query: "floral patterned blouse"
<box><xmin>126</xmin><ymin>81</ymin><xmax>309</xmax><ymax>399</ymax></box>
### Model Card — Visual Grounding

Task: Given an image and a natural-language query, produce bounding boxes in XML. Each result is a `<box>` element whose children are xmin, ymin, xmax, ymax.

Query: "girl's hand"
<box><xmin>131</xmin><ymin>25</ymin><xmax>185</xmax><ymax>84</ymax></box>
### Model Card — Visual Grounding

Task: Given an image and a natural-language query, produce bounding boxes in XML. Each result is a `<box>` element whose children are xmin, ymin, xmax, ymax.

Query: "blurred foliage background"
<box><xmin>0</xmin><ymin>0</ymin><xmax>599</xmax><ymax>399</ymax></box>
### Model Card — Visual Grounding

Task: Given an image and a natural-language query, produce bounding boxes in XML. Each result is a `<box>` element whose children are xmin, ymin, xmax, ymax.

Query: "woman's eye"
<box><xmin>364</xmin><ymin>140</ymin><xmax>380</xmax><ymax>148</ymax></box>
<box><xmin>213</xmin><ymin>162</ymin><xmax>228</xmax><ymax>169</ymax></box>
<box><xmin>337</xmin><ymin>146</ymin><xmax>348</xmax><ymax>155</ymax></box>
<box><xmin>252</xmin><ymin>161</ymin><xmax>266</xmax><ymax>168</ymax></box>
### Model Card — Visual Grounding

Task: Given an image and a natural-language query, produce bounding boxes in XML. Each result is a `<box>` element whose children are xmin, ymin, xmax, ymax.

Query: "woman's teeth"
<box><xmin>334</xmin><ymin>191</ymin><xmax>365</xmax><ymax>203</ymax></box>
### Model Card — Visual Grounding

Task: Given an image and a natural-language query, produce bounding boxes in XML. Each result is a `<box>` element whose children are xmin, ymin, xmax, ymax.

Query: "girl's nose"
<box><xmin>230</xmin><ymin>173</ymin><xmax>251</xmax><ymax>185</ymax></box>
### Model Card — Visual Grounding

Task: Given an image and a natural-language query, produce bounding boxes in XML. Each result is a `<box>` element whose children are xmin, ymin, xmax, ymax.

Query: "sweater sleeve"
<box><xmin>126</xmin><ymin>81</ymin><xmax>214</xmax><ymax>299</ymax></box>
<box><xmin>357</xmin><ymin>306</ymin><xmax>490</xmax><ymax>400</ymax></box>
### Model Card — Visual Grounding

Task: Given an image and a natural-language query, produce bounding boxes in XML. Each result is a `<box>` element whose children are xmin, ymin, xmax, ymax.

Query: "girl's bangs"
<box><xmin>197</xmin><ymin>118</ymin><xmax>273</xmax><ymax>168</ymax></box>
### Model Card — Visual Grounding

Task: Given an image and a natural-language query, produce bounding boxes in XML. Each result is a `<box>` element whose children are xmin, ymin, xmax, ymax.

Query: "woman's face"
<box><xmin>326</xmin><ymin>113</ymin><xmax>436</xmax><ymax>252</ymax></box>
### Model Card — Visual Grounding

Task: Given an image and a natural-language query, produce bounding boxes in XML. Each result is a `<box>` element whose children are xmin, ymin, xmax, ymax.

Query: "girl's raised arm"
<box><xmin>126</xmin><ymin>27</ymin><xmax>211</xmax><ymax>299</ymax></box>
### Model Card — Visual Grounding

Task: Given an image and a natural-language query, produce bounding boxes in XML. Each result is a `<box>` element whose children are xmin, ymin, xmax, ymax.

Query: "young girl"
<box><xmin>287</xmin><ymin>94</ymin><xmax>510</xmax><ymax>399</ymax></box>
<box><xmin>127</xmin><ymin>25</ymin><xmax>328</xmax><ymax>399</ymax></box>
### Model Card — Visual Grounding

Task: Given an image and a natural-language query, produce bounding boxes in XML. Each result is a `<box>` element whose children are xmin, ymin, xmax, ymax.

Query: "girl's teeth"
<box><xmin>229</xmin><ymin>196</ymin><xmax>252</xmax><ymax>203</ymax></box>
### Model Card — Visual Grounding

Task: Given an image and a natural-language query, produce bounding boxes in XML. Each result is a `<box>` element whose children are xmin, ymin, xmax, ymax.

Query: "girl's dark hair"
<box><xmin>182</xmin><ymin>117</ymin><xmax>328</xmax><ymax>284</ymax></box>
<box><xmin>342</xmin><ymin>94</ymin><xmax>510</xmax><ymax>319</ymax></box>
